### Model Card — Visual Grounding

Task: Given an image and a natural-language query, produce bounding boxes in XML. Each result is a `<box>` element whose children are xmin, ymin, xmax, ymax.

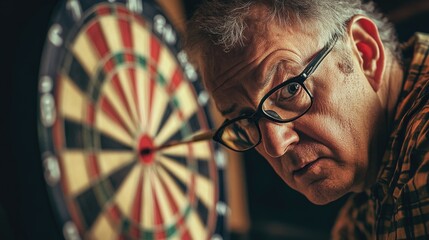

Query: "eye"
<box><xmin>234</xmin><ymin>118</ymin><xmax>252</xmax><ymax>128</ymax></box>
<box><xmin>279</xmin><ymin>82</ymin><xmax>301</xmax><ymax>100</ymax></box>
<box><xmin>264</xmin><ymin>109</ymin><xmax>281</xmax><ymax>119</ymax></box>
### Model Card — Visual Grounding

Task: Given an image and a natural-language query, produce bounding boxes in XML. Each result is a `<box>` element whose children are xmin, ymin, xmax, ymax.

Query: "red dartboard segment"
<box><xmin>85</xmin><ymin>20</ymin><xmax>115</xmax><ymax>73</ymax></box>
<box><xmin>167</xmin><ymin>67</ymin><xmax>183</xmax><ymax>95</ymax></box>
<box><xmin>158</xmin><ymin>171</ymin><xmax>179</xmax><ymax>214</ymax></box>
<box><xmin>182</xmin><ymin>229</ymin><xmax>192</xmax><ymax>240</ymax></box>
<box><xmin>147</xmin><ymin>77</ymin><xmax>156</xmax><ymax>131</ymax></box>
<box><xmin>125</xmin><ymin>53</ymin><xmax>135</xmax><ymax>63</ymax></box>
<box><xmin>158</xmin><ymin>169</ymin><xmax>193</xmax><ymax>239</ymax></box>
<box><xmin>110</xmin><ymin>74</ymin><xmax>136</xmax><ymax>128</ymax></box>
<box><xmin>96</xmin><ymin>4</ymin><xmax>111</xmax><ymax>16</ymax></box>
<box><xmin>52</xmin><ymin>114</ymin><xmax>64</xmax><ymax>152</ymax></box>
<box><xmin>147</xmin><ymin>36</ymin><xmax>161</xmax><ymax>130</ymax></box>
<box><xmin>118</xmin><ymin>17</ymin><xmax>133</xmax><ymax>50</ymax></box>
<box><xmin>86</xmin><ymin>21</ymin><xmax>115</xmax><ymax>73</ymax></box>
<box><xmin>188</xmin><ymin>175</ymin><xmax>197</xmax><ymax>206</ymax></box>
<box><xmin>87</xmin><ymin>153</ymin><xmax>101</xmax><ymax>179</ymax></box>
<box><xmin>130</xmin><ymin>224</ymin><xmax>139</xmax><ymax>239</ymax></box>
<box><xmin>86</xmin><ymin>22</ymin><xmax>110</xmax><ymax>60</ymax></box>
<box><xmin>67</xmin><ymin>197</ymin><xmax>85</xmax><ymax>233</ymax></box>
<box><xmin>130</xmin><ymin>169</ymin><xmax>143</xmax><ymax>239</ymax></box>
<box><xmin>100</xmin><ymin>96</ymin><xmax>132</xmax><ymax>136</ymax></box>
<box><xmin>118</xmin><ymin>12</ymin><xmax>140</xmax><ymax>124</ymax></box>
<box><xmin>177</xmin><ymin>105</ymin><xmax>185</xmax><ymax>123</ymax></box>
<box><xmin>175</xmin><ymin>213</ymin><xmax>191</xmax><ymax>240</ymax></box>
<box><xmin>131</xmin><ymin>169</ymin><xmax>144</xmax><ymax>224</ymax></box>
<box><xmin>106</xmin><ymin>204</ymin><xmax>122</xmax><ymax>223</ymax></box>
<box><xmin>116</xmin><ymin>5</ymin><xmax>129</xmax><ymax>17</ymax></box>
<box><xmin>86</xmin><ymin>102</ymin><xmax>96</xmax><ymax>126</ymax></box>
<box><xmin>128</xmin><ymin>68</ymin><xmax>140</xmax><ymax>123</ymax></box>
<box><xmin>150</xmin><ymin>35</ymin><xmax>161</xmax><ymax>62</ymax></box>
<box><xmin>104</xmin><ymin>58</ymin><xmax>116</xmax><ymax>73</ymax></box>
<box><xmin>152</xmin><ymin>182</ymin><xmax>167</xmax><ymax>240</ymax></box>
<box><xmin>118</xmin><ymin>16</ymin><xmax>135</xmax><ymax>63</ymax></box>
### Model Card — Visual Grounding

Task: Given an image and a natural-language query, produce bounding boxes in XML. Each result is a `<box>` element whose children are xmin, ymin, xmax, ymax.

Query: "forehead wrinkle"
<box><xmin>211</xmin><ymin>53</ymin><xmax>263</xmax><ymax>94</ymax></box>
<box><xmin>213</xmin><ymin>63</ymin><xmax>279</xmax><ymax>116</ymax></box>
<box><xmin>212</xmin><ymin>46</ymin><xmax>282</xmax><ymax>99</ymax></box>
<box><xmin>210</xmin><ymin>30</ymin><xmax>282</xmax><ymax>94</ymax></box>
<box><xmin>214</xmin><ymin>52</ymin><xmax>283</xmax><ymax>117</ymax></box>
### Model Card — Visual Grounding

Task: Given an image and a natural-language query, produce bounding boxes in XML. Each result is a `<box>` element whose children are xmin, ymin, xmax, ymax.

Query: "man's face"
<box><xmin>203</xmin><ymin>14</ymin><xmax>384</xmax><ymax>205</ymax></box>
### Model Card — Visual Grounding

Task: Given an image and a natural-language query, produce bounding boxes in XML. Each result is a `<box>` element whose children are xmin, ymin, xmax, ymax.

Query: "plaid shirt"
<box><xmin>332</xmin><ymin>33</ymin><xmax>429</xmax><ymax>240</ymax></box>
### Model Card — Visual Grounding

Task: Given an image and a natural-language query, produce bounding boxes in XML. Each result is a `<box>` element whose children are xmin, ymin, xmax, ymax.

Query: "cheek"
<box><xmin>308</xmin><ymin>115</ymin><xmax>361</xmax><ymax>167</ymax></box>
<box><xmin>307</xmin><ymin>73</ymin><xmax>372</xmax><ymax>166</ymax></box>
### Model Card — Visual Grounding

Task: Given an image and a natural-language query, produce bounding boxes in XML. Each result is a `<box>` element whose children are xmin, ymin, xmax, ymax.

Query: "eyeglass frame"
<box><xmin>212</xmin><ymin>34</ymin><xmax>339</xmax><ymax>152</ymax></box>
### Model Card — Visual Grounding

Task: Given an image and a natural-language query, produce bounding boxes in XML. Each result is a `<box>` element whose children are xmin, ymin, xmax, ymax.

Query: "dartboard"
<box><xmin>37</xmin><ymin>0</ymin><xmax>228</xmax><ymax>239</ymax></box>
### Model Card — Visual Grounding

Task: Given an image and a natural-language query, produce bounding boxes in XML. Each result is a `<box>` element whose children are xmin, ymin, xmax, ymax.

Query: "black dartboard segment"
<box><xmin>37</xmin><ymin>1</ymin><xmax>228</xmax><ymax>239</ymax></box>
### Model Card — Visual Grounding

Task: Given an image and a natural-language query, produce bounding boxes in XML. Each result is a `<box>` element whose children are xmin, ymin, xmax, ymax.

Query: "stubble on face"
<box><xmin>270</xmin><ymin>44</ymin><xmax>380</xmax><ymax>205</ymax></box>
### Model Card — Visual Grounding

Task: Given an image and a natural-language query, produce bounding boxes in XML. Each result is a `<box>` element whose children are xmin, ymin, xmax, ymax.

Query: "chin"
<box><xmin>305</xmin><ymin>193</ymin><xmax>340</xmax><ymax>205</ymax></box>
<box><xmin>302</xmin><ymin>180</ymin><xmax>350</xmax><ymax>205</ymax></box>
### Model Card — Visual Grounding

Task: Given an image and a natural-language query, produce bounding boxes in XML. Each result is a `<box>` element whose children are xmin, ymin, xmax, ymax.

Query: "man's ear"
<box><xmin>347</xmin><ymin>15</ymin><xmax>385</xmax><ymax>92</ymax></box>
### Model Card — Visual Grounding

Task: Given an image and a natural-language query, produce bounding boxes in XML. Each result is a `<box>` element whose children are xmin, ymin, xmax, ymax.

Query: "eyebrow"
<box><xmin>261</xmin><ymin>62</ymin><xmax>279</xmax><ymax>88</ymax></box>
<box><xmin>219</xmin><ymin>62</ymin><xmax>280</xmax><ymax>117</ymax></box>
<box><xmin>220</xmin><ymin>103</ymin><xmax>237</xmax><ymax>116</ymax></box>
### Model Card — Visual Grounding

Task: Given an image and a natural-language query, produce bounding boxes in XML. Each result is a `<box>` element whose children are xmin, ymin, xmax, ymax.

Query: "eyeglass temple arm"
<box><xmin>302</xmin><ymin>34</ymin><xmax>339</xmax><ymax>78</ymax></box>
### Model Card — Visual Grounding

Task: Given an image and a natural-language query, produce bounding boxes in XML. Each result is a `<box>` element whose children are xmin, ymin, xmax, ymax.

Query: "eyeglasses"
<box><xmin>212</xmin><ymin>34</ymin><xmax>338</xmax><ymax>152</ymax></box>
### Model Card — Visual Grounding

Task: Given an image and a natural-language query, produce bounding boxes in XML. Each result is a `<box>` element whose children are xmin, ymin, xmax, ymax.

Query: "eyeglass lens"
<box><xmin>261</xmin><ymin>81</ymin><xmax>312</xmax><ymax>121</ymax></box>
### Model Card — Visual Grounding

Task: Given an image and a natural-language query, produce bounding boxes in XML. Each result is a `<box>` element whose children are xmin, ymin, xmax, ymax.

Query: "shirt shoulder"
<box><xmin>375</xmin><ymin>32</ymin><xmax>429</xmax><ymax>238</ymax></box>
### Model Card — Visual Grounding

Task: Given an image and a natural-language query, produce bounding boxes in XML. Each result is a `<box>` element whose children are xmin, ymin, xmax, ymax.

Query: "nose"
<box><xmin>258</xmin><ymin>119</ymin><xmax>299</xmax><ymax>158</ymax></box>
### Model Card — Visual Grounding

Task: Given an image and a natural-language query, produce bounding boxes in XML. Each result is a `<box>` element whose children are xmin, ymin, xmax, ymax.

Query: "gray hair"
<box><xmin>185</xmin><ymin>0</ymin><xmax>400</xmax><ymax>67</ymax></box>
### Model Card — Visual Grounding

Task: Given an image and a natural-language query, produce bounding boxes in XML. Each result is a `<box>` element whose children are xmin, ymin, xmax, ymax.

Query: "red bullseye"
<box><xmin>138</xmin><ymin>135</ymin><xmax>155</xmax><ymax>164</ymax></box>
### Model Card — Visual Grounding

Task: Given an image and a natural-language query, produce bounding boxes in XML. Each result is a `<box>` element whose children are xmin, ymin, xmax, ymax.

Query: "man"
<box><xmin>185</xmin><ymin>0</ymin><xmax>429</xmax><ymax>239</ymax></box>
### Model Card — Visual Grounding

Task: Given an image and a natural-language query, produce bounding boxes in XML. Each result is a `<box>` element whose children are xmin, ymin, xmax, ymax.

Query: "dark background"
<box><xmin>1</xmin><ymin>0</ymin><xmax>429</xmax><ymax>239</ymax></box>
